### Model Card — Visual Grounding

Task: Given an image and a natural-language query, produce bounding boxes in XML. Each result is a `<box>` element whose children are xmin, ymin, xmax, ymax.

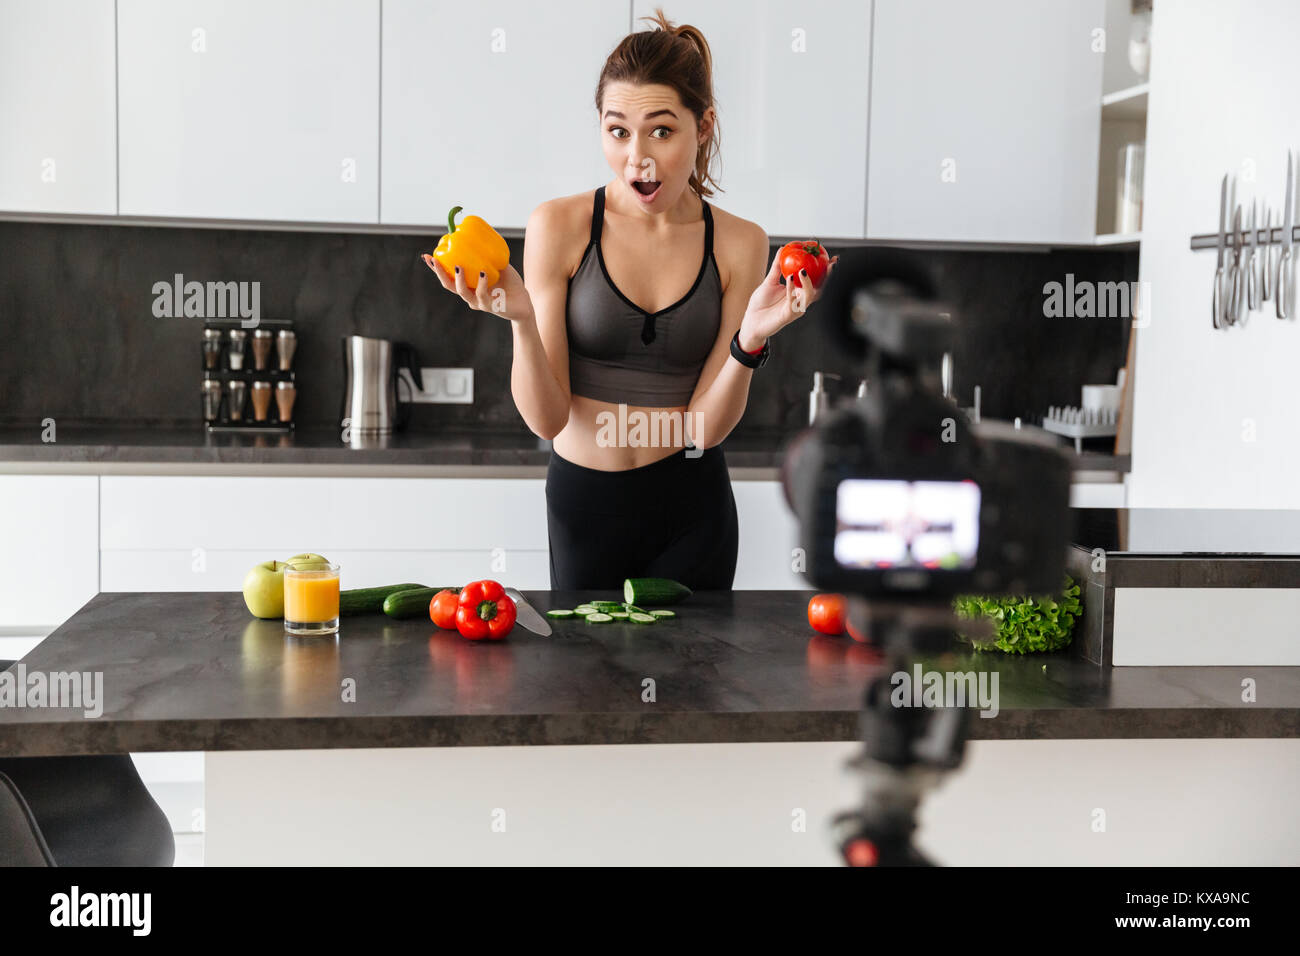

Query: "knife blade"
<box><xmin>1279</xmin><ymin>151</ymin><xmax>1294</xmax><ymax>320</ymax></box>
<box><xmin>505</xmin><ymin>587</ymin><xmax>552</xmax><ymax>636</ymax></box>
<box><xmin>1262</xmin><ymin>207</ymin><xmax>1273</xmax><ymax>302</ymax></box>
<box><xmin>1213</xmin><ymin>173</ymin><xmax>1227</xmax><ymax>328</ymax></box>
<box><xmin>1246</xmin><ymin>200</ymin><xmax>1259</xmax><ymax>312</ymax></box>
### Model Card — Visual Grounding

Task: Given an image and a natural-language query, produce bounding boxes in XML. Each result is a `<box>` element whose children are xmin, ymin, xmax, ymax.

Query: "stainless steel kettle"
<box><xmin>341</xmin><ymin>335</ymin><xmax>423</xmax><ymax>434</ymax></box>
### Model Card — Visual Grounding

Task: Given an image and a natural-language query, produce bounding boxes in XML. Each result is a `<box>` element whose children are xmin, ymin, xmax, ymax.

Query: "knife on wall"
<box><xmin>505</xmin><ymin>587</ymin><xmax>552</xmax><ymax>636</ymax></box>
<box><xmin>1279</xmin><ymin>151</ymin><xmax>1294</xmax><ymax>320</ymax></box>
<box><xmin>1212</xmin><ymin>173</ymin><xmax>1227</xmax><ymax>329</ymax></box>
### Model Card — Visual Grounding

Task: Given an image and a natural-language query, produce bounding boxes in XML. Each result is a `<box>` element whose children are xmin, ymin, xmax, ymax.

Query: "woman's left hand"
<box><xmin>740</xmin><ymin>249</ymin><xmax>839</xmax><ymax>347</ymax></box>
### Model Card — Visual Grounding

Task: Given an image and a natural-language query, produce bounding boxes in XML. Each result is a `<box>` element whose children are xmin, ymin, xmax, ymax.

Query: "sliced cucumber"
<box><xmin>649</xmin><ymin>609</ymin><xmax>676</xmax><ymax>619</ymax></box>
<box><xmin>622</xmin><ymin>603</ymin><xmax>647</xmax><ymax>614</ymax></box>
<box><xmin>546</xmin><ymin>609</ymin><xmax>576</xmax><ymax>619</ymax></box>
<box><xmin>624</xmin><ymin>577</ymin><xmax>692</xmax><ymax>606</ymax></box>
<box><xmin>573</xmin><ymin>605</ymin><xmax>598</xmax><ymax>615</ymax></box>
<box><xmin>585</xmin><ymin>612</ymin><xmax>614</xmax><ymax>623</ymax></box>
<box><xmin>590</xmin><ymin>601</ymin><xmax>626</xmax><ymax>611</ymax></box>
<box><xmin>608</xmin><ymin>611</ymin><xmax>630</xmax><ymax>620</ymax></box>
<box><xmin>628</xmin><ymin>612</ymin><xmax>657</xmax><ymax>624</ymax></box>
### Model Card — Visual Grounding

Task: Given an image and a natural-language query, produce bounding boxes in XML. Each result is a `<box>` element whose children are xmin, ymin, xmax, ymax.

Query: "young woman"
<box><xmin>424</xmin><ymin>9</ymin><xmax>836</xmax><ymax>590</ymax></box>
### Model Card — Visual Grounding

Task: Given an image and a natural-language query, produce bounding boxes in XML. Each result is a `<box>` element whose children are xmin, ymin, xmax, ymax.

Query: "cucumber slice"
<box><xmin>622</xmin><ymin>603</ymin><xmax>646</xmax><ymax>614</ymax></box>
<box><xmin>608</xmin><ymin>611</ymin><xmax>630</xmax><ymax>620</ymax></box>
<box><xmin>546</xmin><ymin>609</ymin><xmax>576</xmax><ymax>619</ymax></box>
<box><xmin>573</xmin><ymin>605</ymin><xmax>598</xmax><ymax>615</ymax></box>
<box><xmin>585</xmin><ymin>612</ymin><xmax>614</xmax><ymax>623</ymax></box>
<box><xmin>628</xmin><ymin>612</ymin><xmax>657</xmax><ymax>624</ymax></box>
<box><xmin>590</xmin><ymin>601</ymin><xmax>626</xmax><ymax>611</ymax></box>
<box><xmin>649</xmin><ymin>609</ymin><xmax>676</xmax><ymax>619</ymax></box>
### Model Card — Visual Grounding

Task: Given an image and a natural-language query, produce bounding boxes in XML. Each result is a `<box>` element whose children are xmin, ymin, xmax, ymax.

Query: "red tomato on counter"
<box><xmin>807</xmin><ymin>593</ymin><xmax>847</xmax><ymax>635</ymax></box>
<box><xmin>430</xmin><ymin>587</ymin><xmax>461</xmax><ymax>629</ymax></box>
<box><xmin>778</xmin><ymin>240</ymin><xmax>831</xmax><ymax>289</ymax></box>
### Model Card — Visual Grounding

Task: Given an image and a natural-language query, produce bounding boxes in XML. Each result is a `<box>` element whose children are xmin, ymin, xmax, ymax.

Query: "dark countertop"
<box><xmin>0</xmin><ymin>590</ymin><xmax>1292</xmax><ymax>756</ymax></box>
<box><xmin>0</xmin><ymin>424</ymin><xmax>1130</xmax><ymax>477</ymax></box>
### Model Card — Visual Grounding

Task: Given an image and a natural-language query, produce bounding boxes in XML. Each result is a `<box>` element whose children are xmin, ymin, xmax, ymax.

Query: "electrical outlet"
<box><xmin>400</xmin><ymin>367</ymin><xmax>474</xmax><ymax>404</ymax></box>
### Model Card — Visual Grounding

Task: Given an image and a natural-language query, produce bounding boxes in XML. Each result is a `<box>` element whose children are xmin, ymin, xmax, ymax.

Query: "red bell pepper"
<box><xmin>455</xmin><ymin>579</ymin><xmax>516</xmax><ymax>640</ymax></box>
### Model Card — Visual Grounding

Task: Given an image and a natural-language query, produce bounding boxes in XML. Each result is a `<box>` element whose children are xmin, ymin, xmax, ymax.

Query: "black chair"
<box><xmin>0</xmin><ymin>660</ymin><xmax>175</xmax><ymax>866</ymax></box>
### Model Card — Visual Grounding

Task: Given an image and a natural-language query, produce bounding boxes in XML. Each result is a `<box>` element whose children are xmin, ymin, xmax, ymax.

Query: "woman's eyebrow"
<box><xmin>603</xmin><ymin>109</ymin><xmax>679</xmax><ymax>121</ymax></box>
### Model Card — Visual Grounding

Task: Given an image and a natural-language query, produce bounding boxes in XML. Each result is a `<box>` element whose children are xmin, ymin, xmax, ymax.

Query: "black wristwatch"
<box><xmin>730</xmin><ymin>330</ymin><xmax>770</xmax><ymax>369</ymax></box>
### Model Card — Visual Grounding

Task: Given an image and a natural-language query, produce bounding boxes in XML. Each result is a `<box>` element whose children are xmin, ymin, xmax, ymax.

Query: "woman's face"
<box><xmin>599</xmin><ymin>81</ymin><xmax>710</xmax><ymax>211</ymax></box>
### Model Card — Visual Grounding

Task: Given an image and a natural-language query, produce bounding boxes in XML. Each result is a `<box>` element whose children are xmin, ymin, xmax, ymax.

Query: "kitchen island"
<box><xmin>2</xmin><ymin>590</ymin><xmax>1297</xmax><ymax>865</ymax></box>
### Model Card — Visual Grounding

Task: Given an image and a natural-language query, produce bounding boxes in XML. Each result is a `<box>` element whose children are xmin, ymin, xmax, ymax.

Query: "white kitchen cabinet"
<box><xmin>100</xmin><ymin>476</ymin><xmax>551</xmax><ymax>591</ymax></box>
<box><xmin>866</xmin><ymin>0</ymin><xmax>1104</xmax><ymax>244</ymax></box>
<box><xmin>117</xmin><ymin>0</ymin><xmax>380</xmax><ymax>222</ymax></box>
<box><xmin>100</xmin><ymin>476</ymin><xmax>548</xmax><ymax>551</ymax></box>
<box><xmin>633</xmin><ymin>0</ymin><xmax>872</xmax><ymax>239</ymax></box>
<box><xmin>733</xmin><ymin>482</ymin><xmax>808</xmax><ymax>589</ymax></box>
<box><xmin>0</xmin><ymin>477</ymin><xmax>99</xmax><ymax>630</ymax></box>
<box><xmin>380</xmin><ymin>0</ymin><xmax>630</xmax><ymax>228</ymax></box>
<box><xmin>0</xmin><ymin>0</ymin><xmax>117</xmax><ymax>215</ymax></box>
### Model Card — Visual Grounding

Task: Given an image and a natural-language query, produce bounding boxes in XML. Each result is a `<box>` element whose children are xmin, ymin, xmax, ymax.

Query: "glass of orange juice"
<box><xmin>283</xmin><ymin>562</ymin><xmax>340</xmax><ymax>636</ymax></box>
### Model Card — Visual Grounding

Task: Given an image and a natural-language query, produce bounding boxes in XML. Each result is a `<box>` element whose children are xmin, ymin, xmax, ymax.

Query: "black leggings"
<box><xmin>546</xmin><ymin>445</ymin><xmax>739</xmax><ymax>591</ymax></box>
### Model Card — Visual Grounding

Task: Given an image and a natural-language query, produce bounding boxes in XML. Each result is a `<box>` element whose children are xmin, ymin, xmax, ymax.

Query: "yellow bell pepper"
<box><xmin>431</xmin><ymin>205</ymin><xmax>510</xmax><ymax>290</ymax></box>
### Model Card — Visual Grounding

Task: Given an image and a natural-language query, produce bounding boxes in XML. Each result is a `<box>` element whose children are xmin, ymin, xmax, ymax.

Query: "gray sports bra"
<box><xmin>566</xmin><ymin>186</ymin><xmax>722</xmax><ymax>407</ymax></box>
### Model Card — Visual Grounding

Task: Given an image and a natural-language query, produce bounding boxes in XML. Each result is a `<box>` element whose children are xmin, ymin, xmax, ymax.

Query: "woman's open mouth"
<box><xmin>631</xmin><ymin>180</ymin><xmax>662</xmax><ymax>202</ymax></box>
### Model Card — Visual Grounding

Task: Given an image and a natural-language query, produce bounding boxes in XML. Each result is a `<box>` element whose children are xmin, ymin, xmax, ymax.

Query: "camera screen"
<box><xmin>833</xmin><ymin>479</ymin><xmax>981</xmax><ymax>570</ymax></box>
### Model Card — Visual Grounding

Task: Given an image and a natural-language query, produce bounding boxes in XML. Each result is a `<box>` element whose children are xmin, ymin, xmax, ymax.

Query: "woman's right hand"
<box><xmin>422</xmin><ymin>255</ymin><xmax>534</xmax><ymax>324</ymax></box>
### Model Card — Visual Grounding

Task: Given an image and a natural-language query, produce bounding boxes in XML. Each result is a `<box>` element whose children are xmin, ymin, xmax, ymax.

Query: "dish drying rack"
<box><xmin>1041</xmin><ymin>405</ymin><xmax>1118</xmax><ymax>453</ymax></box>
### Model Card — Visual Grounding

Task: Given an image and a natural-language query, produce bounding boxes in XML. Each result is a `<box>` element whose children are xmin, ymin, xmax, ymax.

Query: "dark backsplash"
<box><xmin>0</xmin><ymin>219</ymin><xmax>1136</xmax><ymax>436</ymax></box>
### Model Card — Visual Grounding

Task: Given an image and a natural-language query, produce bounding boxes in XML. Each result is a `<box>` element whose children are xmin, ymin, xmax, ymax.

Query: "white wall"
<box><xmin>1129</xmin><ymin>0</ymin><xmax>1300</xmax><ymax>509</ymax></box>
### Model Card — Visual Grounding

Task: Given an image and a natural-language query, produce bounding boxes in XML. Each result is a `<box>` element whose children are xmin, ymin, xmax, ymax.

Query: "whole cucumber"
<box><xmin>339</xmin><ymin>584</ymin><xmax>426</xmax><ymax>615</ymax></box>
<box><xmin>382</xmin><ymin>586</ymin><xmax>457</xmax><ymax>620</ymax></box>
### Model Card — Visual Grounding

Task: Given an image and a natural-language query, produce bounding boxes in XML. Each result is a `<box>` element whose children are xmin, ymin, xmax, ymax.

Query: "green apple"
<box><xmin>243</xmin><ymin>559</ymin><xmax>289</xmax><ymax>618</ymax></box>
<box><xmin>285</xmin><ymin>552</ymin><xmax>331</xmax><ymax>570</ymax></box>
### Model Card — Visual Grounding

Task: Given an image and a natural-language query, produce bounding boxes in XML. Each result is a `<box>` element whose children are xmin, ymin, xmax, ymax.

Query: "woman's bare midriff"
<box><xmin>552</xmin><ymin>394</ymin><xmax>697</xmax><ymax>471</ymax></box>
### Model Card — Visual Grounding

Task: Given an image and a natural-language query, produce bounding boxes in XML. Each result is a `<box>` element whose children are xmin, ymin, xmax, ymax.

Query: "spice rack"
<box><xmin>201</xmin><ymin>318</ymin><xmax>297</xmax><ymax>432</ymax></box>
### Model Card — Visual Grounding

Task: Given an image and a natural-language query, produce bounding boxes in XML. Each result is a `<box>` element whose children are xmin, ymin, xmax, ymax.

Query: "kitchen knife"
<box><xmin>1213</xmin><ymin>173</ymin><xmax>1227</xmax><ymax>328</ymax></box>
<box><xmin>1246</xmin><ymin>200</ymin><xmax>1260</xmax><ymax>312</ymax></box>
<box><xmin>1261</xmin><ymin>207</ymin><xmax>1273</xmax><ymax>302</ymax></box>
<box><xmin>1278</xmin><ymin>151</ymin><xmax>1294</xmax><ymax>320</ymax></box>
<box><xmin>505</xmin><ymin>587</ymin><xmax>552</xmax><ymax>636</ymax></box>
<box><xmin>1228</xmin><ymin>203</ymin><xmax>1243</xmax><ymax>324</ymax></box>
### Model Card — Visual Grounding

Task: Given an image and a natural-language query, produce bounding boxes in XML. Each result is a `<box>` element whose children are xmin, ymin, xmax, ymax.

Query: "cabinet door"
<box><xmin>867</xmin><ymin>0</ymin><xmax>1103</xmax><ymax>244</ymax></box>
<box><xmin>0</xmin><ymin>477</ymin><xmax>99</xmax><ymax>630</ymax></box>
<box><xmin>117</xmin><ymin>0</ymin><xmax>379</xmax><ymax>222</ymax></box>
<box><xmin>634</xmin><ymin>0</ymin><xmax>872</xmax><ymax>239</ymax></box>
<box><xmin>0</xmin><ymin>0</ymin><xmax>116</xmax><ymax>214</ymax></box>
<box><xmin>381</xmin><ymin>0</ymin><xmax>630</xmax><ymax>228</ymax></box>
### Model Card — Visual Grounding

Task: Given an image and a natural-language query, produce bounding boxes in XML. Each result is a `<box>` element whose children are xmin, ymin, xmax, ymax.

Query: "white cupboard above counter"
<box><xmin>0</xmin><ymin>0</ymin><xmax>117</xmax><ymax>216</ymax></box>
<box><xmin>866</xmin><ymin>0</ymin><xmax>1104</xmax><ymax>245</ymax></box>
<box><xmin>1</xmin><ymin>0</ymin><xmax>1117</xmax><ymax>247</ymax></box>
<box><xmin>117</xmin><ymin>0</ymin><xmax>380</xmax><ymax>223</ymax></box>
<box><xmin>381</xmin><ymin>0</ymin><xmax>628</xmax><ymax>230</ymax></box>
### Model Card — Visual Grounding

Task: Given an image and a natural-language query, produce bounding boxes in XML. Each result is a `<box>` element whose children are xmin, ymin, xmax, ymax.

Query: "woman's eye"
<box><xmin>607</xmin><ymin>126</ymin><xmax>672</xmax><ymax>140</ymax></box>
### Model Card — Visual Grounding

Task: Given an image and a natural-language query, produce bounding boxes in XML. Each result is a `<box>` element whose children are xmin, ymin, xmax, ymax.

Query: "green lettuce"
<box><xmin>952</xmin><ymin>576</ymin><xmax>1082</xmax><ymax>655</ymax></box>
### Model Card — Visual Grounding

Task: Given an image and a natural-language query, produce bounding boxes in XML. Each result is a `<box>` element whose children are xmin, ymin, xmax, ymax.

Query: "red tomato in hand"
<box><xmin>778</xmin><ymin>240</ymin><xmax>831</xmax><ymax>289</ymax></box>
<box><xmin>429</xmin><ymin>587</ymin><xmax>461</xmax><ymax>629</ymax></box>
<box><xmin>808</xmin><ymin>593</ymin><xmax>847</xmax><ymax>635</ymax></box>
<box><xmin>455</xmin><ymin>579</ymin><xmax>516</xmax><ymax>641</ymax></box>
